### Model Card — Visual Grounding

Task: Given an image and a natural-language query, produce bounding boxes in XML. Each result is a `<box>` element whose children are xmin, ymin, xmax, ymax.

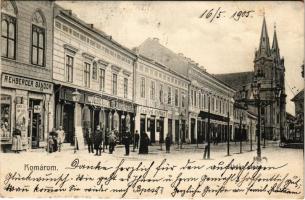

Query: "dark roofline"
<box><xmin>291</xmin><ymin>89</ymin><xmax>304</xmax><ymax>102</ymax></box>
<box><xmin>54</xmin><ymin>3</ymin><xmax>137</xmax><ymax>58</ymax></box>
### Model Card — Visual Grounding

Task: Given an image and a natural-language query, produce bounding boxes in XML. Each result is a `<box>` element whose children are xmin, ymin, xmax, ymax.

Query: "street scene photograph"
<box><xmin>0</xmin><ymin>0</ymin><xmax>304</xmax><ymax>199</ymax></box>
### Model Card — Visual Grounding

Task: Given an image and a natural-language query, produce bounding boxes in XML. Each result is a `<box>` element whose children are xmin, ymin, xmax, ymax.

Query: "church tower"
<box><xmin>253</xmin><ymin>17</ymin><xmax>286</xmax><ymax>140</ymax></box>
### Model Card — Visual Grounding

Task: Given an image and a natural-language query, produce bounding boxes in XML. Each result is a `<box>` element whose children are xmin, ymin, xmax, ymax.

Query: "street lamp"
<box><xmin>71</xmin><ymin>89</ymin><xmax>81</xmax><ymax>153</ymax></box>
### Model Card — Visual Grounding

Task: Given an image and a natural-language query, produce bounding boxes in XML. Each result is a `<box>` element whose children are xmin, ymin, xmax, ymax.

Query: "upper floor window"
<box><xmin>92</xmin><ymin>62</ymin><xmax>97</xmax><ymax>80</ymax></box>
<box><xmin>168</xmin><ymin>86</ymin><xmax>172</xmax><ymax>105</ymax></box>
<box><xmin>1</xmin><ymin>1</ymin><xmax>17</xmax><ymax>59</ymax></box>
<box><xmin>84</xmin><ymin>62</ymin><xmax>90</xmax><ymax>87</ymax></box>
<box><xmin>31</xmin><ymin>11</ymin><xmax>45</xmax><ymax>66</ymax></box>
<box><xmin>175</xmin><ymin>89</ymin><xmax>178</xmax><ymax>107</ymax></box>
<box><xmin>150</xmin><ymin>81</ymin><xmax>155</xmax><ymax>100</ymax></box>
<box><xmin>181</xmin><ymin>92</ymin><xmax>185</xmax><ymax>107</ymax></box>
<box><xmin>140</xmin><ymin>77</ymin><xmax>145</xmax><ymax>98</ymax></box>
<box><xmin>65</xmin><ymin>55</ymin><xmax>73</xmax><ymax>83</ymax></box>
<box><xmin>124</xmin><ymin>78</ymin><xmax>128</xmax><ymax>98</ymax></box>
<box><xmin>159</xmin><ymin>84</ymin><xmax>163</xmax><ymax>103</ymax></box>
<box><xmin>112</xmin><ymin>73</ymin><xmax>117</xmax><ymax>95</ymax></box>
<box><xmin>194</xmin><ymin>91</ymin><xmax>197</xmax><ymax>107</ymax></box>
<box><xmin>100</xmin><ymin>68</ymin><xmax>105</xmax><ymax>91</ymax></box>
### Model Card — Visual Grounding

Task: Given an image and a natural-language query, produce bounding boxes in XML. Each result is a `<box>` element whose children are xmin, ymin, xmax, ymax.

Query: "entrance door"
<box><xmin>150</xmin><ymin>117</ymin><xmax>155</xmax><ymax>143</ymax></box>
<box><xmin>29</xmin><ymin>99</ymin><xmax>43</xmax><ymax>149</ymax></box>
<box><xmin>175</xmin><ymin>120</ymin><xmax>179</xmax><ymax>143</ymax></box>
<box><xmin>63</xmin><ymin>104</ymin><xmax>74</xmax><ymax>144</ymax></box>
<box><xmin>140</xmin><ymin>115</ymin><xmax>146</xmax><ymax>134</ymax></box>
<box><xmin>191</xmin><ymin>119</ymin><xmax>195</xmax><ymax>144</ymax></box>
<box><xmin>197</xmin><ymin>121</ymin><xmax>202</xmax><ymax>143</ymax></box>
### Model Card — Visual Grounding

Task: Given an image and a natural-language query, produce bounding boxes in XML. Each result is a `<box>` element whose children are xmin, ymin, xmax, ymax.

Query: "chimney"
<box><xmin>87</xmin><ymin>24</ymin><xmax>94</xmax><ymax>29</ymax></box>
<box><xmin>133</xmin><ymin>47</ymin><xmax>139</xmax><ymax>55</ymax></box>
<box><xmin>153</xmin><ymin>37</ymin><xmax>159</xmax><ymax>42</ymax></box>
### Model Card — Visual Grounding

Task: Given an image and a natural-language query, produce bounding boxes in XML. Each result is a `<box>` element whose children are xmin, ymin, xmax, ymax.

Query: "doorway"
<box><xmin>28</xmin><ymin>99</ymin><xmax>43</xmax><ymax>149</ymax></box>
<box><xmin>150</xmin><ymin>116</ymin><xmax>156</xmax><ymax>143</ymax></box>
<box><xmin>63</xmin><ymin>104</ymin><xmax>74</xmax><ymax>144</ymax></box>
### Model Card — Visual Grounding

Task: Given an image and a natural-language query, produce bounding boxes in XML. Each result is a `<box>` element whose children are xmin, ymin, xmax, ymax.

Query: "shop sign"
<box><xmin>86</xmin><ymin>95</ymin><xmax>110</xmax><ymax>107</ymax></box>
<box><xmin>138</xmin><ymin>106</ymin><xmax>167</xmax><ymax>118</ymax></box>
<box><xmin>2</xmin><ymin>73</ymin><xmax>53</xmax><ymax>94</ymax></box>
<box><xmin>33</xmin><ymin>105</ymin><xmax>41</xmax><ymax>113</ymax></box>
<box><xmin>15</xmin><ymin>104</ymin><xmax>27</xmax><ymax>132</ymax></box>
<box><xmin>110</xmin><ymin>101</ymin><xmax>134</xmax><ymax>113</ymax></box>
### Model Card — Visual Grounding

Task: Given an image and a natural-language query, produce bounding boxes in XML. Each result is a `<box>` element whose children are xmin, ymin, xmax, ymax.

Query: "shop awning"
<box><xmin>198</xmin><ymin>111</ymin><xmax>229</xmax><ymax>122</ymax></box>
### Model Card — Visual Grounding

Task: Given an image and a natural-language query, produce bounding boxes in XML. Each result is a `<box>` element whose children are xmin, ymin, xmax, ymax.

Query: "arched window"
<box><xmin>31</xmin><ymin>11</ymin><xmax>45</xmax><ymax>66</ymax></box>
<box><xmin>1</xmin><ymin>0</ymin><xmax>17</xmax><ymax>59</ymax></box>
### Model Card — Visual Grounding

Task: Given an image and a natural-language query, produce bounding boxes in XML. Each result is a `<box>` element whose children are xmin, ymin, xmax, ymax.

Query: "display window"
<box><xmin>0</xmin><ymin>95</ymin><xmax>11</xmax><ymax>138</ymax></box>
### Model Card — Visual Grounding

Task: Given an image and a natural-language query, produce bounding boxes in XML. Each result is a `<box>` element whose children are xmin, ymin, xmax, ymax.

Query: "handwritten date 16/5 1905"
<box><xmin>199</xmin><ymin>7</ymin><xmax>255</xmax><ymax>23</ymax></box>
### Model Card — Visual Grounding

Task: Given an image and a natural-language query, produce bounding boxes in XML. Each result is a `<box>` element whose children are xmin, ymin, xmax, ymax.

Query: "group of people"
<box><xmin>85</xmin><ymin>126</ymin><xmax>118</xmax><ymax>156</ymax></box>
<box><xmin>48</xmin><ymin>126</ymin><xmax>65</xmax><ymax>153</ymax></box>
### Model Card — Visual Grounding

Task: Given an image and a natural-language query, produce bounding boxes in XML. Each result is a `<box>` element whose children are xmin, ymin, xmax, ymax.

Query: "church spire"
<box><xmin>257</xmin><ymin>16</ymin><xmax>271</xmax><ymax>58</ymax></box>
<box><xmin>272</xmin><ymin>23</ymin><xmax>280</xmax><ymax>58</ymax></box>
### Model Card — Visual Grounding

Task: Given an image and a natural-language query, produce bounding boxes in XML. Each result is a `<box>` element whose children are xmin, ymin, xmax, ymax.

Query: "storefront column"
<box><xmin>74</xmin><ymin>103</ymin><xmax>84</xmax><ymax>149</ymax></box>
<box><xmin>194</xmin><ymin>118</ymin><xmax>198</xmax><ymax>141</ymax></box>
<box><xmin>188</xmin><ymin>115</ymin><xmax>192</xmax><ymax>142</ymax></box>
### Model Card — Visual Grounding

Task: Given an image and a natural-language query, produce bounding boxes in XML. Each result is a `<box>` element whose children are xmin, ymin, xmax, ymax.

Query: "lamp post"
<box><xmin>71</xmin><ymin>89</ymin><xmax>81</xmax><ymax>153</ymax></box>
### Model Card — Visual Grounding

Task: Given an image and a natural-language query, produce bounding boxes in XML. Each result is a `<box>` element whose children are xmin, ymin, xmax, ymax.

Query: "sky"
<box><xmin>56</xmin><ymin>1</ymin><xmax>304</xmax><ymax>115</ymax></box>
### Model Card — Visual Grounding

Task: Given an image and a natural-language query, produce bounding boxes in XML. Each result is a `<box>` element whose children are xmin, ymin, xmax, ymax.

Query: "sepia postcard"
<box><xmin>0</xmin><ymin>0</ymin><xmax>304</xmax><ymax>199</ymax></box>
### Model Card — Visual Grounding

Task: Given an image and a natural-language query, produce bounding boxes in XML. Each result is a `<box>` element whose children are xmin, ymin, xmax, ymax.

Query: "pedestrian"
<box><xmin>165</xmin><ymin>133</ymin><xmax>171</xmax><ymax>153</ymax></box>
<box><xmin>105</xmin><ymin>128</ymin><xmax>109</xmax><ymax>150</ymax></box>
<box><xmin>134</xmin><ymin>130</ymin><xmax>139</xmax><ymax>149</ymax></box>
<box><xmin>49</xmin><ymin>128</ymin><xmax>58</xmax><ymax>152</ymax></box>
<box><xmin>47</xmin><ymin>135</ymin><xmax>54</xmax><ymax>153</ymax></box>
<box><xmin>108</xmin><ymin>130</ymin><xmax>117</xmax><ymax>154</ymax></box>
<box><xmin>85</xmin><ymin>127</ymin><xmax>94</xmax><ymax>153</ymax></box>
<box><xmin>56</xmin><ymin>126</ymin><xmax>65</xmax><ymax>152</ymax></box>
<box><xmin>139</xmin><ymin>132</ymin><xmax>149</xmax><ymax>154</ymax></box>
<box><xmin>11</xmin><ymin>128</ymin><xmax>22</xmax><ymax>153</ymax></box>
<box><xmin>93</xmin><ymin>125</ymin><xmax>103</xmax><ymax>156</ymax></box>
<box><xmin>123</xmin><ymin>128</ymin><xmax>131</xmax><ymax>156</ymax></box>
<box><xmin>203</xmin><ymin>140</ymin><xmax>209</xmax><ymax>159</ymax></box>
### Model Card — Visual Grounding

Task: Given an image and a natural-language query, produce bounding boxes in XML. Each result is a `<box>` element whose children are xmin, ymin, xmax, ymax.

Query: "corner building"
<box><xmin>1</xmin><ymin>1</ymin><xmax>54</xmax><ymax>151</ymax></box>
<box><xmin>53</xmin><ymin>5</ymin><xmax>136</xmax><ymax>147</ymax></box>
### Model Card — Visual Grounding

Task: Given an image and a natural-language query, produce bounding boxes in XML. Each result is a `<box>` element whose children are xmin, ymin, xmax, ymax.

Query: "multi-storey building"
<box><xmin>1</xmin><ymin>0</ymin><xmax>54</xmax><ymax>151</ymax></box>
<box><xmin>137</xmin><ymin>38</ymin><xmax>236</xmax><ymax>144</ymax></box>
<box><xmin>133</xmin><ymin>52</ymin><xmax>189</xmax><ymax>143</ymax></box>
<box><xmin>53</xmin><ymin>5</ymin><xmax>136</xmax><ymax>147</ymax></box>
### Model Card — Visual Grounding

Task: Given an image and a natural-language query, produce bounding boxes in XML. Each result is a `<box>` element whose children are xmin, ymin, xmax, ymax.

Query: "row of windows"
<box><xmin>190</xmin><ymin>89</ymin><xmax>232</xmax><ymax>115</ymax></box>
<box><xmin>140</xmin><ymin>77</ymin><xmax>186</xmax><ymax>107</ymax></box>
<box><xmin>65</xmin><ymin>55</ymin><xmax>128</xmax><ymax>97</ymax></box>
<box><xmin>55</xmin><ymin>20</ymin><xmax>132</xmax><ymax>66</ymax></box>
<box><xmin>139</xmin><ymin>64</ymin><xmax>188</xmax><ymax>89</ymax></box>
<box><xmin>1</xmin><ymin>3</ymin><xmax>46</xmax><ymax>67</ymax></box>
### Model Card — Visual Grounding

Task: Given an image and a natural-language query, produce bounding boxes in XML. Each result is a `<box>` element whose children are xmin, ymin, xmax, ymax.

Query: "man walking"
<box><xmin>123</xmin><ymin>128</ymin><xmax>131</xmax><ymax>156</ymax></box>
<box><xmin>93</xmin><ymin>125</ymin><xmax>103</xmax><ymax>156</ymax></box>
<box><xmin>134</xmin><ymin>130</ymin><xmax>139</xmax><ymax>149</ymax></box>
<box><xmin>108</xmin><ymin>130</ymin><xmax>117</xmax><ymax>154</ymax></box>
<box><xmin>85</xmin><ymin>127</ymin><xmax>94</xmax><ymax>153</ymax></box>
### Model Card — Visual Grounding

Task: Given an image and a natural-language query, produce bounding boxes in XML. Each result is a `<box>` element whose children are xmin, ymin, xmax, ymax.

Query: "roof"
<box><xmin>214</xmin><ymin>72</ymin><xmax>254</xmax><ymax>91</ymax></box>
<box><xmin>137</xmin><ymin>38</ymin><xmax>236</xmax><ymax>92</ymax></box>
<box><xmin>291</xmin><ymin>89</ymin><xmax>304</xmax><ymax>102</ymax></box>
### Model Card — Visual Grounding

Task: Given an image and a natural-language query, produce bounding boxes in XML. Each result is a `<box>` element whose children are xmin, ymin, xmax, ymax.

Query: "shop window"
<box><xmin>112</xmin><ymin>73</ymin><xmax>117</xmax><ymax>95</ymax></box>
<box><xmin>31</xmin><ymin>11</ymin><xmax>45</xmax><ymax>66</ymax></box>
<box><xmin>1</xmin><ymin>1</ymin><xmax>17</xmax><ymax>59</ymax></box>
<box><xmin>124</xmin><ymin>78</ymin><xmax>128</xmax><ymax>98</ymax></box>
<box><xmin>65</xmin><ymin>55</ymin><xmax>73</xmax><ymax>82</ymax></box>
<box><xmin>181</xmin><ymin>91</ymin><xmax>185</xmax><ymax>107</ymax></box>
<box><xmin>0</xmin><ymin>95</ymin><xmax>11</xmax><ymax>138</ymax></box>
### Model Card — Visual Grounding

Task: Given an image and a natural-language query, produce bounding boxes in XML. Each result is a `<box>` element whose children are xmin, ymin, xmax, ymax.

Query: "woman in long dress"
<box><xmin>11</xmin><ymin>128</ymin><xmax>22</xmax><ymax>153</ymax></box>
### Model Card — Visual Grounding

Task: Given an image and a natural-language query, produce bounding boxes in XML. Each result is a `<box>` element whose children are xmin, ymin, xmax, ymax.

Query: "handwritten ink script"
<box><xmin>1</xmin><ymin>158</ymin><xmax>302</xmax><ymax>198</ymax></box>
<box><xmin>199</xmin><ymin>7</ymin><xmax>255</xmax><ymax>22</ymax></box>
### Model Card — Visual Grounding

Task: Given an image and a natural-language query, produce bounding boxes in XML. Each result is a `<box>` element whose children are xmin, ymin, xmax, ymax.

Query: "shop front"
<box><xmin>1</xmin><ymin>73</ymin><xmax>53</xmax><ymax>151</ymax></box>
<box><xmin>54</xmin><ymin>86</ymin><xmax>135</xmax><ymax>147</ymax></box>
<box><xmin>135</xmin><ymin>106</ymin><xmax>167</xmax><ymax>144</ymax></box>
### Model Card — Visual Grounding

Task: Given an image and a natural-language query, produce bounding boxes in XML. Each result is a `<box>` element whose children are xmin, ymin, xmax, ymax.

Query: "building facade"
<box><xmin>291</xmin><ymin>90</ymin><xmax>304</xmax><ymax>142</ymax></box>
<box><xmin>133</xmin><ymin>54</ymin><xmax>189</xmax><ymax>144</ymax></box>
<box><xmin>53</xmin><ymin>5</ymin><xmax>136</xmax><ymax>147</ymax></box>
<box><xmin>1</xmin><ymin>0</ymin><xmax>54</xmax><ymax>151</ymax></box>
